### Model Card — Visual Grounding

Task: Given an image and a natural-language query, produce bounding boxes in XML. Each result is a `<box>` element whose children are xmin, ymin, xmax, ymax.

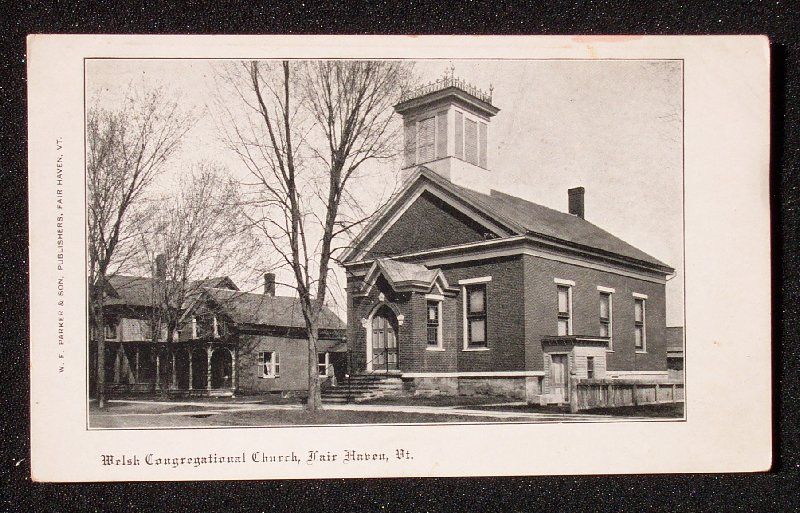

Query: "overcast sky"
<box><xmin>87</xmin><ymin>59</ymin><xmax>684</xmax><ymax>326</ymax></box>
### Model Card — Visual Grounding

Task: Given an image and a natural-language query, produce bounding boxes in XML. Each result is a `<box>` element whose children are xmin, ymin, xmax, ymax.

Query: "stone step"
<box><xmin>326</xmin><ymin>378</ymin><xmax>402</xmax><ymax>383</ymax></box>
<box><xmin>320</xmin><ymin>375</ymin><xmax>406</xmax><ymax>404</ymax></box>
<box><xmin>330</xmin><ymin>386</ymin><xmax>400</xmax><ymax>392</ymax></box>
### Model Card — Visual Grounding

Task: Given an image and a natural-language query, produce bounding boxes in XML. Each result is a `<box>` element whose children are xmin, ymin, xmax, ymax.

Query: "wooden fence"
<box><xmin>569</xmin><ymin>378</ymin><xmax>684</xmax><ymax>413</ymax></box>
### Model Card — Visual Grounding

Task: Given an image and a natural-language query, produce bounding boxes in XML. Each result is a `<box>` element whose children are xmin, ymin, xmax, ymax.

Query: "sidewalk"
<box><xmin>326</xmin><ymin>403</ymin><xmax>638</xmax><ymax>421</ymax></box>
<box><xmin>97</xmin><ymin>398</ymin><xmax>643</xmax><ymax>422</ymax></box>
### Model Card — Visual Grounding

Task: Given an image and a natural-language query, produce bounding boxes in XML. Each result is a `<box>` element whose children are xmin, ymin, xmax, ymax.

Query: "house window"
<box><xmin>587</xmin><ymin>356</ymin><xmax>595</xmax><ymax>379</ymax></box>
<box><xmin>104</xmin><ymin>320</ymin><xmax>118</xmax><ymax>340</ymax></box>
<box><xmin>466</xmin><ymin>284</ymin><xmax>487</xmax><ymax>347</ymax></box>
<box><xmin>557</xmin><ymin>285</ymin><xmax>572</xmax><ymax>336</ymax></box>
<box><xmin>634</xmin><ymin>297</ymin><xmax>646</xmax><ymax>351</ymax></box>
<box><xmin>600</xmin><ymin>292</ymin><xmax>613</xmax><ymax>347</ymax></box>
<box><xmin>318</xmin><ymin>352</ymin><xmax>330</xmax><ymax>376</ymax></box>
<box><xmin>195</xmin><ymin>316</ymin><xmax>214</xmax><ymax>339</ymax></box>
<box><xmin>426</xmin><ymin>300</ymin><xmax>441</xmax><ymax>347</ymax></box>
<box><xmin>258</xmin><ymin>351</ymin><xmax>280</xmax><ymax>378</ymax></box>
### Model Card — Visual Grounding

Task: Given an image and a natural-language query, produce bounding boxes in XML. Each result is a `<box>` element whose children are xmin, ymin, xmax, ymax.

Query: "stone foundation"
<box><xmin>407</xmin><ymin>377</ymin><xmax>459</xmax><ymax>396</ymax></box>
<box><xmin>457</xmin><ymin>377</ymin><xmax>526</xmax><ymax>400</ymax></box>
<box><xmin>397</xmin><ymin>375</ymin><xmax>543</xmax><ymax>401</ymax></box>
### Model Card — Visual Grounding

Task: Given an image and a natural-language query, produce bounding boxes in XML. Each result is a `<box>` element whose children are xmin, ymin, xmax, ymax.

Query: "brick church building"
<box><xmin>340</xmin><ymin>78</ymin><xmax>676</xmax><ymax>404</ymax></box>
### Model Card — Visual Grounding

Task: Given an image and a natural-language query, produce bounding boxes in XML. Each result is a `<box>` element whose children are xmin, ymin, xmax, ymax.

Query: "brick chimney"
<box><xmin>568</xmin><ymin>187</ymin><xmax>585</xmax><ymax>219</ymax></box>
<box><xmin>154</xmin><ymin>253</ymin><xmax>167</xmax><ymax>279</ymax></box>
<box><xmin>264</xmin><ymin>273</ymin><xmax>276</xmax><ymax>296</ymax></box>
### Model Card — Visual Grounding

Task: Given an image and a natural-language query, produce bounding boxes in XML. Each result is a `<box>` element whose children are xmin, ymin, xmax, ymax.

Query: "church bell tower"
<box><xmin>393</xmin><ymin>73</ymin><xmax>500</xmax><ymax>194</ymax></box>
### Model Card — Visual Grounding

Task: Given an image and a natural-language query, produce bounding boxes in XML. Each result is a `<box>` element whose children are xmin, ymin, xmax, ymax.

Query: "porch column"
<box><xmin>113</xmin><ymin>344</ymin><xmax>122</xmax><ymax>384</ymax></box>
<box><xmin>171</xmin><ymin>351</ymin><xmax>177</xmax><ymax>389</ymax></box>
<box><xmin>134</xmin><ymin>347</ymin><xmax>140</xmax><ymax>383</ymax></box>
<box><xmin>230</xmin><ymin>347</ymin><xmax>237</xmax><ymax>392</ymax></box>
<box><xmin>206</xmin><ymin>345</ymin><xmax>212</xmax><ymax>390</ymax></box>
<box><xmin>188</xmin><ymin>350</ymin><xmax>193</xmax><ymax>391</ymax></box>
<box><xmin>155</xmin><ymin>349</ymin><xmax>161</xmax><ymax>390</ymax></box>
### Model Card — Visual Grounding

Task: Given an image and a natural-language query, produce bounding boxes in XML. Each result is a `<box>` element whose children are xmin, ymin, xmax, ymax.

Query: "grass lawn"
<box><xmin>582</xmin><ymin>403</ymin><xmax>685</xmax><ymax>418</ymax></box>
<box><xmin>473</xmin><ymin>402</ymin><xmax>685</xmax><ymax>418</ymax></box>
<box><xmin>107</xmin><ymin>393</ymin><xmax>301</xmax><ymax>405</ymax></box>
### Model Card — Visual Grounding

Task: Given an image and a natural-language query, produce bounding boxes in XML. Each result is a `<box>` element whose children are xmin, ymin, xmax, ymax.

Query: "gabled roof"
<box><xmin>355</xmin><ymin>258</ymin><xmax>458</xmax><ymax>297</ymax></box>
<box><xmin>103</xmin><ymin>275</ymin><xmax>238</xmax><ymax>308</ymax></box>
<box><xmin>103</xmin><ymin>275</ymin><xmax>159</xmax><ymax>307</ymax></box>
<box><xmin>452</xmin><ymin>185</ymin><xmax>670</xmax><ymax>269</ymax></box>
<box><xmin>202</xmin><ymin>288</ymin><xmax>345</xmax><ymax>332</ymax></box>
<box><xmin>344</xmin><ymin>167</ymin><xmax>672</xmax><ymax>273</ymax></box>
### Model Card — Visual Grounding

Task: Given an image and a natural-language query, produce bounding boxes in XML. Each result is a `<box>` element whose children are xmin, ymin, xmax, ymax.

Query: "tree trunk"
<box><xmin>306</xmin><ymin>323</ymin><xmax>321</xmax><ymax>411</ymax></box>
<box><xmin>94</xmin><ymin>294</ymin><xmax>106</xmax><ymax>409</ymax></box>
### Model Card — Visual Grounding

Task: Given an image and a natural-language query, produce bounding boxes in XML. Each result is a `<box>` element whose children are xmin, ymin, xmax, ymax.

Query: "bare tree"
<box><xmin>87</xmin><ymin>84</ymin><xmax>193</xmax><ymax>408</ymax></box>
<box><xmin>137</xmin><ymin>164</ymin><xmax>259</xmax><ymax>354</ymax></box>
<box><xmin>218</xmin><ymin>60</ymin><xmax>411</xmax><ymax>409</ymax></box>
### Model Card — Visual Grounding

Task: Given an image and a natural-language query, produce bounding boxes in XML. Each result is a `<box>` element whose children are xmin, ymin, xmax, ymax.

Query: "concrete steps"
<box><xmin>321</xmin><ymin>375</ymin><xmax>404</xmax><ymax>404</ymax></box>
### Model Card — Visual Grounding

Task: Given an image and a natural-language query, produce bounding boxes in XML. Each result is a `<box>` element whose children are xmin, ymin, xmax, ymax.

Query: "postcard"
<box><xmin>28</xmin><ymin>35</ymin><xmax>771</xmax><ymax>480</ymax></box>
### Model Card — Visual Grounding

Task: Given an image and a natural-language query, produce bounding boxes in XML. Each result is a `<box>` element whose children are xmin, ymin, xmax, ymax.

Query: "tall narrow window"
<box><xmin>104</xmin><ymin>319</ymin><xmax>118</xmax><ymax>340</ymax></box>
<box><xmin>404</xmin><ymin>120</ymin><xmax>416</xmax><ymax>167</ymax></box>
<box><xmin>418</xmin><ymin>116</ymin><xmax>436</xmax><ymax>163</ymax></box>
<box><xmin>587</xmin><ymin>356</ymin><xmax>595</xmax><ymax>379</ymax></box>
<box><xmin>454</xmin><ymin>111</ymin><xmax>464</xmax><ymax>159</ymax></box>
<box><xmin>426</xmin><ymin>300</ymin><xmax>441</xmax><ymax>347</ymax></box>
<box><xmin>634</xmin><ymin>297</ymin><xmax>646</xmax><ymax>351</ymax></box>
<box><xmin>478</xmin><ymin>121</ymin><xmax>488</xmax><ymax>168</ymax></box>
<box><xmin>318</xmin><ymin>352</ymin><xmax>330</xmax><ymax>376</ymax></box>
<box><xmin>464</xmin><ymin>118</ymin><xmax>478</xmax><ymax>165</ymax></box>
<box><xmin>599</xmin><ymin>292</ymin><xmax>612</xmax><ymax>349</ymax></box>
<box><xmin>557</xmin><ymin>285</ymin><xmax>572</xmax><ymax>336</ymax></box>
<box><xmin>436</xmin><ymin>111</ymin><xmax>448</xmax><ymax>158</ymax></box>
<box><xmin>466</xmin><ymin>284</ymin><xmax>487</xmax><ymax>347</ymax></box>
<box><xmin>258</xmin><ymin>351</ymin><xmax>280</xmax><ymax>378</ymax></box>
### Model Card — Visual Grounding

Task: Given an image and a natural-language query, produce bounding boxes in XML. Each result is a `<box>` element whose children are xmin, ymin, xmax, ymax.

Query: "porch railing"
<box><xmin>398</xmin><ymin>76</ymin><xmax>493</xmax><ymax>105</ymax></box>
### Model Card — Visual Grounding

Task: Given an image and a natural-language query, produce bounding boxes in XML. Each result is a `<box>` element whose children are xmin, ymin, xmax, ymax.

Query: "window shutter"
<box><xmin>274</xmin><ymin>352</ymin><xmax>280</xmax><ymax>377</ymax></box>
<box><xmin>418</xmin><ymin>116</ymin><xmax>436</xmax><ymax>163</ymax></box>
<box><xmin>404</xmin><ymin>120</ymin><xmax>416</xmax><ymax>167</ymax></box>
<box><xmin>257</xmin><ymin>352</ymin><xmax>264</xmax><ymax>377</ymax></box>
<box><xmin>465</xmin><ymin>118</ymin><xmax>478</xmax><ymax>165</ymax></box>
<box><xmin>436</xmin><ymin>111</ymin><xmax>448</xmax><ymax>159</ymax></box>
<box><xmin>454</xmin><ymin>111</ymin><xmax>464</xmax><ymax>159</ymax></box>
<box><xmin>479</xmin><ymin>122</ymin><xmax>488</xmax><ymax>168</ymax></box>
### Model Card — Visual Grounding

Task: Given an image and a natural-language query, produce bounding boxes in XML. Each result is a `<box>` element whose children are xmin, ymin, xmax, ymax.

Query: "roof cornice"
<box><xmin>345</xmin><ymin>234</ymin><xmax>673</xmax><ymax>283</ymax></box>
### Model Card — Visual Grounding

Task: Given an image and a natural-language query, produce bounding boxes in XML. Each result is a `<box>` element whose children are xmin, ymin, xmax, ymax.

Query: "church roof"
<box><xmin>355</xmin><ymin>258</ymin><xmax>458</xmax><ymax>297</ymax></box>
<box><xmin>344</xmin><ymin>167</ymin><xmax>672</xmax><ymax>274</ymax></box>
<box><xmin>377</xmin><ymin>259</ymin><xmax>439</xmax><ymax>284</ymax></box>
<box><xmin>450</xmin><ymin>182</ymin><xmax>671</xmax><ymax>270</ymax></box>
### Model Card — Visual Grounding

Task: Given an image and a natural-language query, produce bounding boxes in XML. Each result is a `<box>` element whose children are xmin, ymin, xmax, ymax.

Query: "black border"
<box><xmin>3</xmin><ymin>1</ymin><xmax>797</xmax><ymax>510</ymax></box>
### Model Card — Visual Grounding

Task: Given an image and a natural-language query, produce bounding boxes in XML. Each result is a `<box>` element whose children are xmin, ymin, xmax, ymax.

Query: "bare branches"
<box><xmin>218</xmin><ymin>59</ymin><xmax>412</xmax><ymax>410</ymax></box>
<box><xmin>87</xmin><ymin>84</ymin><xmax>195</xmax><ymax>290</ymax></box>
<box><xmin>137</xmin><ymin>163</ymin><xmax>260</xmax><ymax>341</ymax></box>
<box><xmin>87</xmin><ymin>81</ymin><xmax>194</xmax><ymax>408</ymax></box>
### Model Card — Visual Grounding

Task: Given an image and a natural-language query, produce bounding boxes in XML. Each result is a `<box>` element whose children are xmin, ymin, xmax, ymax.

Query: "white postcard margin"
<box><xmin>28</xmin><ymin>35</ymin><xmax>771</xmax><ymax>481</ymax></box>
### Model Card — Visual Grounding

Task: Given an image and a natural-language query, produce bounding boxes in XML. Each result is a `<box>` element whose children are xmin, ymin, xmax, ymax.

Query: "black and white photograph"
<box><xmin>26</xmin><ymin>35</ymin><xmax>770</xmax><ymax>481</ymax></box>
<box><xmin>85</xmin><ymin>57</ymin><xmax>685</xmax><ymax>429</ymax></box>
